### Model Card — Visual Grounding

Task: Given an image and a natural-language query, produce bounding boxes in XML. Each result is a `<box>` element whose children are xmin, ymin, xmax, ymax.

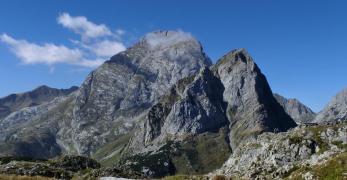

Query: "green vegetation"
<box><xmin>332</xmin><ymin>141</ymin><xmax>347</xmax><ymax>150</ymax></box>
<box><xmin>119</xmin><ymin>127</ymin><xmax>231</xmax><ymax>178</ymax></box>
<box><xmin>92</xmin><ymin>132</ymin><xmax>133</xmax><ymax>166</ymax></box>
<box><xmin>171</xmin><ymin>127</ymin><xmax>231</xmax><ymax>175</ymax></box>
<box><xmin>286</xmin><ymin>152</ymin><xmax>347</xmax><ymax>180</ymax></box>
<box><xmin>162</xmin><ymin>175</ymin><xmax>208</xmax><ymax>180</ymax></box>
<box><xmin>0</xmin><ymin>175</ymin><xmax>54</xmax><ymax>180</ymax></box>
<box><xmin>288</xmin><ymin>136</ymin><xmax>303</xmax><ymax>144</ymax></box>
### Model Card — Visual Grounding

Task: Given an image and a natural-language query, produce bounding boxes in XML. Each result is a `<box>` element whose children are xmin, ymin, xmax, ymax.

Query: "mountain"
<box><xmin>0</xmin><ymin>30</ymin><xmax>211</xmax><ymax>159</ymax></box>
<box><xmin>212</xmin><ymin>49</ymin><xmax>296</xmax><ymax>148</ymax></box>
<box><xmin>112</xmin><ymin>48</ymin><xmax>296</xmax><ymax>177</ymax></box>
<box><xmin>314</xmin><ymin>88</ymin><xmax>347</xmax><ymax>123</ymax></box>
<box><xmin>0</xmin><ymin>85</ymin><xmax>78</xmax><ymax>120</ymax></box>
<box><xmin>274</xmin><ymin>93</ymin><xmax>316</xmax><ymax>124</ymax></box>
<box><xmin>0</xmin><ymin>30</ymin><xmax>345</xmax><ymax>180</ymax></box>
<box><xmin>0</xmin><ymin>31</ymin><xmax>297</xmax><ymax>177</ymax></box>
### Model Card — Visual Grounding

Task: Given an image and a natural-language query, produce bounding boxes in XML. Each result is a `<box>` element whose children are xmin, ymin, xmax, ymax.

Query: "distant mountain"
<box><xmin>0</xmin><ymin>85</ymin><xmax>78</xmax><ymax>120</ymax></box>
<box><xmin>274</xmin><ymin>93</ymin><xmax>316</xmax><ymax>124</ymax></box>
<box><xmin>314</xmin><ymin>88</ymin><xmax>347</xmax><ymax>123</ymax></box>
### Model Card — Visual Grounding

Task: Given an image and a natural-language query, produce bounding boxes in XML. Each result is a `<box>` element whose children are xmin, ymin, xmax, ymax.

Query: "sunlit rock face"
<box><xmin>274</xmin><ymin>93</ymin><xmax>316</xmax><ymax>124</ymax></box>
<box><xmin>212</xmin><ymin>49</ymin><xmax>297</xmax><ymax>148</ymax></box>
<box><xmin>314</xmin><ymin>88</ymin><xmax>347</xmax><ymax>123</ymax></box>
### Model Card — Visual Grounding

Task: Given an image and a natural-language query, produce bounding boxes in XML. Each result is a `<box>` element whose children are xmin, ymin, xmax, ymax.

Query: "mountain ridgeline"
<box><xmin>0</xmin><ymin>30</ymin><xmax>345</xmax><ymax>178</ymax></box>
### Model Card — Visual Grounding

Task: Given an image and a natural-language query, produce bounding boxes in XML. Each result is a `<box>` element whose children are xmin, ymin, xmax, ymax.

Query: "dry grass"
<box><xmin>0</xmin><ymin>174</ymin><xmax>55</xmax><ymax>180</ymax></box>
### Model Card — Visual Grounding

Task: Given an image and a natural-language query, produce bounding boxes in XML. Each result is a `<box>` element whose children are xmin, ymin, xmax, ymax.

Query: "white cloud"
<box><xmin>86</xmin><ymin>40</ymin><xmax>126</xmax><ymax>57</ymax></box>
<box><xmin>0</xmin><ymin>34</ymin><xmax>104</xmax><ymax>68</ymax></box>
<box><xmin>57</xmin><ymin>12</ymin><xmax>112</xmax><ymax>40</ymax></box>
<box><xmin>115</xmin><ymin>29</ymin><xmax>125</xmax><ymax>36</ymax></box>
<box><xmin>0</xmin><ymin>34</ymin><xmax>82</xmax><ymax>65</ymax></box>
<box><xmin>0</xmin><ymin>12</ymin><xmax>128</xmax><ymax>69</ymax></box>
<box><xmin>145</xmin><ymin>30</ymin><xmax>195</xmax><ymax>49</ymax></box>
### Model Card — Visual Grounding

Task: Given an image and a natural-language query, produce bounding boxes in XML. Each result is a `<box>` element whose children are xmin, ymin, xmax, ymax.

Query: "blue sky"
<box><xmin>0</xmin><ymin>0</ymin><xmax>346</xmax><ymax>112</ymax></box>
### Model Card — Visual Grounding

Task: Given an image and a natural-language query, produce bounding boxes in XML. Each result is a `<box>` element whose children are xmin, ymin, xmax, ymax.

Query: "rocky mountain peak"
<box><xmin>213</xmin><ymin>48</ymin><xmax>296</xmax><ymax>148</ymax></box>
<box><xmin>142</xmin><ymin>30</ymin><xmax>201</xmax><ymax>50</ymax></box>
<box><xmin>314</xmin><ymin>88</ymin><xmax>347</xmax><ymax>123</ymax></box>
<box><xmin>214</xmin><ymin>48</ymin><xmax>255</xmax><ymax>70</ymax></box>
<box><xmin>65</xmin><ymin>30</ymin><xmax>213</xmax><ymax>155</ymax></box>
<box><xmin>274</xmin><ymin>93</ymin><xmax>316</xmax><ymax>123</ymax></box>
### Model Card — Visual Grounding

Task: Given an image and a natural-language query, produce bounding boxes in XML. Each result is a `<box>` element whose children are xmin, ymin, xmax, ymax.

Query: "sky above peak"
<box><xmin>0</xmin><ymin>0</ymin><xmax>347</xmax><ymax>112</ymax></box>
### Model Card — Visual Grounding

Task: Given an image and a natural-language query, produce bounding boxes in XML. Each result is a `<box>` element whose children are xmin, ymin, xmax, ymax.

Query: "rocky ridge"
<box><xmin>0</xmin><ymin>85</ymin><xmax>78</xmax><ymax>120</ymax></box>
<box><xmin>274</xmin><ymin>93</ymin><xmax>316</xmax><ymax>124</ymax></box>
<box><xmin>215</xmin><ymin>122</ymin><xmax>347</xmax><ymax>179</ymax></box>
<box><xmin>314</xmin><ymin>88</ymin><xmax>347</xmax><ymax>123</ymax></box>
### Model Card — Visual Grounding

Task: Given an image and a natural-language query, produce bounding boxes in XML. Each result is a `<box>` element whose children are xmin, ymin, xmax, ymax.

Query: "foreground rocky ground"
<box><xmin>0</xmin><ymin>122</ymin><xmax>346</xmax><ymax>180</ymax></box>
<box><xmin>214</xmin><ymin>122</ymin><xmax>347</xmax><ymax>180</ymax></box>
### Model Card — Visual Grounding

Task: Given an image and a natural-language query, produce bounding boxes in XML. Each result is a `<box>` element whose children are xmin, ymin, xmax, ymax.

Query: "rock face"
<box><xmin>274</xmin><ymin>93</ymin><xmax>316</xmax><ymax>123</ymax></box>
<box><xmin>212</xmin><ymin>49</ymin><xmax>297</xmax><ymax>148</ymax></box>
<box><xmin>118</xmin><ymin>66</ymin><xmax>231</xmax><ymax>177</ymax></box>
<box><xmin>142</xmin><ymin>67</ymin><xmax>228</xmax><ymax>145</ymax></box>
<box><xmin>314</xmin><ymin>88</ymin><xmax>347</xmax><ymax>123</ymax></box>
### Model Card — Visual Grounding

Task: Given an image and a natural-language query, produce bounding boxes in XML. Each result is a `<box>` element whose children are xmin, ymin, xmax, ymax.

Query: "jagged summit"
<box><xmin>274</xmin><ymin>93</ymin><xmax>316</xmax><ymax>123</ymax></box>
<box><xmin>314</xmin><ymin>88</ymin><xmax>347</xmax><ymax>123</ymax></box>
<box><xmin>214</xmin><ymin>48</ymin><xmax>252</xmax><ymax>67</ymax></box>
<box><xmin>213</xmin><ymin>48</ymin><xmax>297</xmax><ymax>148</ymax></box>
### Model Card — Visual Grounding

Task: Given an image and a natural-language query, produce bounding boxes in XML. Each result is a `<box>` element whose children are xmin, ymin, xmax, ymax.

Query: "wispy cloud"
<box><xmin>57</xmin><ymin>12</ymin><xmax>112</xmax><ymax>41</ymax></box>
<box><xmin>145</xmin><ymin>30</ymin><xmax>194</xmax><ymax>49</ymax></box>
<box><xmin>0</xmin><ymin>12</ymin><xmax>127</xmax><ymax>69</ymax></box>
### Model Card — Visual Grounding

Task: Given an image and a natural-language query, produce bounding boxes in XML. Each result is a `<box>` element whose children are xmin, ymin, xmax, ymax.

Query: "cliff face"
<box><xmin>274</xmin><ymin>93</ymin><xmax>316</xmax><ymax>124</ymax></box>
<box><xmin>212</xmin><ymin>49</ymin><xmax>297</xmax><ymax>148</ymax></box>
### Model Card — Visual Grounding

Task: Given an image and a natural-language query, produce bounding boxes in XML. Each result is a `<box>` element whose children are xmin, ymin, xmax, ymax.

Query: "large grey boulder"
<box><xmin>314</xmin><ymin>88</ymin><xmax>347</xmax><ymax>123</ymax></box>
<box><xmin>212</xmin><ymin>49</ymin><xmax>297</xmax><ymax>148</ymax></box>
<box><xmin>274</xmin><ymin>93</ymin><xmax>316</xmax><ymax>123</ymax></box>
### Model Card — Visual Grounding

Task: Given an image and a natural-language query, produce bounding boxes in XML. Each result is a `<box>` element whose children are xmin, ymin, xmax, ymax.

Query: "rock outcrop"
<box><xmin>212</xmin><ymin>49</ymin><xmax>297</xmax><ymax>148</ymax></box>
<box><xmin>314</xmin><ymin>88</ymin><xmax>347</xmax><ymax>123</ymax></box>
<box><xmin>274</xmin><ymin>93</ymin><xmax>316</xmax><ymax>123</ymax></box>
<box><xmin>215</xmin><ymin>123</ymin><xmax>347</xmax><ymax>179</ymax></box>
